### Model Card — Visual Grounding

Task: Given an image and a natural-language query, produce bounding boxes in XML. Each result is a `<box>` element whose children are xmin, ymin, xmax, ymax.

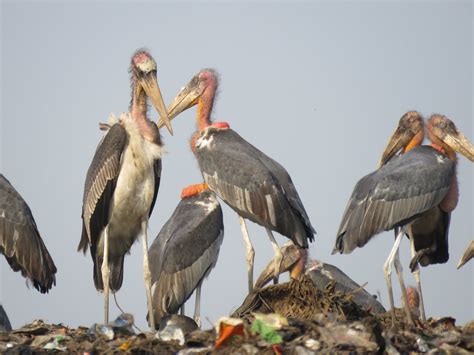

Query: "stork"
<box><xmin>254</xmin><ymin>241</ymin><xmax>387</xmax><ymax>315</ymax></box>
<box><xmin>157</xmin><ymin>69</ymin><xmax>315</xmax><ymax>292</ymax></box>
<box><xmin>0</xmin><ymin>175</ymin><xmax>57</xmax><ymax>293</ymax></box>
<box><xmin>333</xmin><ymin>114</ymin><xmax>474</xmax><ymax>325</ymax></box>
<box><xmin>148</xmin><ymin>185</ymin><xmax>223</xmax><ymax>328</ymax></box>
<box><xmin>78</xmin><ymin>49</ymin><xmax>172</xmax><ymax>329</ymax></box>
<box><xmin>378</xmin><ymin>112</ymin><xmax>453</xmax><ymax>321</ymax></box>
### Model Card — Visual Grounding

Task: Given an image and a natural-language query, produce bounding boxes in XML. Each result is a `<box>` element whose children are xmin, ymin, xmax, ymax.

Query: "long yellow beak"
<box><xmin>443</xmin><ymin>131</ymin><xmax>474</xmax><ymax>162</ymax></box>
<box><xmin>157</xmin><ymin>79</ymin><xmax>202</xmax><ymax>129</ymax></box>
<box><xmin>140</xmin><ymin>74</ymin><xmax>173</xmax><ymax>135</ymax></box>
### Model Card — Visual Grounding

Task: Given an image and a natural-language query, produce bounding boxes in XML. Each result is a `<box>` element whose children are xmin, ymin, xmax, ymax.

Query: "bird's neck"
<box><xmin>131</xmin><ymin>88</ymin><xmax>160</xmax><ymax>144</ymax></box>
<box><xmin>403</xmin><ymin>130</ymin><xmax>424</xmax><ymax>153</ymax></box>
<box><xmin>190</xmin><ymin>131</ymin><xmax>200</xmax><ymax>153</ymax></box>
<box><xmin>290</xmin><ymin>250</ymin><xmax>308</xmax><ymax>280</ymax></box>
<box><xmin>192</xmin><ymin>81</ymin><xmax>229</xmax><ymax>151</ymax></box>
<box><xmin>196</xmin><ymin>77</ymin><xmax>220</xmax><ymax>131</ymax></box>
<box><xmin>428</xmin><ymin>134</ymin><xmax>457</xmax><ymax>161</ymax></box>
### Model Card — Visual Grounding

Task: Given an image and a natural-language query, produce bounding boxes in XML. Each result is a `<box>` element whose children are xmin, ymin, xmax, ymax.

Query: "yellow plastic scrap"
<box><xmin>253</xmin><ymin>313</ymin><xmax>288</xmax><ymax>329</ymax></box>
<box><xmin>119</xmin><ymin>340</ymin><xmax>131</xmax><ymax>351</ymax></box>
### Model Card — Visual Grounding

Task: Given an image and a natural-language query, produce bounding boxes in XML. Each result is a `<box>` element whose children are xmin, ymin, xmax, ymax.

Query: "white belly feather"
<box><xmin>100</xmin><ymin>113</ymin><xmax>162</xmax><ymax>257</ymax></box>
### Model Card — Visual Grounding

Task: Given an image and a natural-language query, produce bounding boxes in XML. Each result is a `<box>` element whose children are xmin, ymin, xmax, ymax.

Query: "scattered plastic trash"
<box><xmin>87</xmin><ymin>323</ymin><xmax>115</xmax><ymax>340</ymax></box>
<box><xmin>87</xmin><ymin>313</ymin><xmax>135</xmax><ymax>341</ymax></box>
<box><xmin>42</xmin><ymin>335</ymin><xmax>67</xmax><ymax>351</ymax></box>
<box><xmin>253</xmin><ymin>313</ymin><xmax>288</xmax><ymax>329</ymax></box>
<box><xmin>215</xmin><ymin>317</ymin><xmax>245</xmax><ymax>349</ymax></box>
<box><xmin>109</xmin><ymin>313</ymin><xmax>135</xmax><ymax>333</ymax></box>
<box><xmin>250</xmin><ymin>313</ymin><xmax>286</xmax><ymax>345</ymax></box>
<box><xmin>304</xmin><ymin>338</ymin><xmax>321</xmax><ymax>351</ymax></box>
<box><xmin>156</xmin><ymin>324</ymin><xmax>185</xmax><ymax>346</ymax></box>
<box><xmin>0</xmin><ymin>303</ymin><xmax>471</xmax><ymax>353</ymax></box>
<box><xmin>158</xmin><ymin>314</ymin><xmax>198</xmax><ymax>334</ymax></box>
<box><xmin>416</xmin><ymin>337</ymin><xmax>430</xmax><ymax>352</ymax></box>
<box><xmin>119</xmin><ymin>340</ymin><xmax>131</xmax><ymax>351</ymax></box>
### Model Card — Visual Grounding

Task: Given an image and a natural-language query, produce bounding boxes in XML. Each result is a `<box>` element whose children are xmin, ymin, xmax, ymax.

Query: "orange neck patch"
<box><xmin>403</xmin><ymin>130</ymin><xmax>424</xmax><ymax>153</ymax></box>
<box><xmin>212</xmin><ymin>121</ymin><xmax>230</xmax><ymax>129</ymax></box>
<box><xmin>181</xmin><ymin>183</ymin><xmax>209</xmax><ymax>199</ymax></box>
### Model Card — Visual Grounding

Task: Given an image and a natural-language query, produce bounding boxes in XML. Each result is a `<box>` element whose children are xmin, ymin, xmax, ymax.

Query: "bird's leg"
<box><xmin>410</xmin><ymin>236</ymin><xmax>426</xmax><ymax>321</ymax></box>
<box><xmin>194</xmin><ymin>280</ymin><xmax>203</xmax><ymax>328</ymax></box>
<box><xmin>393</xmin><ymin>232</ymin><xmax>414</xmax><ymax>325</ymax></box>
<box><xmin>384</xmin><ymin>228</ymin><xmax>404</xmax><ymax>327</ymax></box>
<box><xmin>101</xmin><ymin>226</ymin><xmax>110</xmax><ymax>324</ymax></box>
<box><xmin>265</xmin><ymin>228</ymin><xmax>283</xmax><ymax>285</ymax></box>
<box><xmin>180</xmin><ymin>304</ymin><xmax>185</xmax><ymax>316</ymax></box>
<box><xmin>239</xmin><ymin>216</ymin><xmax>255</xmax><ymax>293</ymax></box>
<box><xmin>141</xmin><ymin>219</ymin><xmax>156</xmax><ymax>332</ymax></box>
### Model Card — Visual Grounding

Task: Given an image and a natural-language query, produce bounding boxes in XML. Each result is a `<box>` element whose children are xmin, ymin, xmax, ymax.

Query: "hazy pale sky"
<box><xmin>1</xmin><ymin>1</ymin><xmax>472</xmax><ymax>329</ymax></box>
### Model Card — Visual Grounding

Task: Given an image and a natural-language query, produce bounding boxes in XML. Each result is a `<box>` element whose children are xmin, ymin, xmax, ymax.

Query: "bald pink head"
<box><xmin>130</xmin><ymin>49</ymin><xmax>157</xmax><ymax>77</ymax></box>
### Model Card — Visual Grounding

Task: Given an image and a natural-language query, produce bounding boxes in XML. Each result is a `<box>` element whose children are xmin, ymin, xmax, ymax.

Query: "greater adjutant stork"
<box><xmin>333</xmin><ymin>114</ymin><xmax>474</xmax><ymax>325</ymax></box>
<box><xmin>148</xmin><ymin>185</ymin><xmax>223</xmax><ymax>328</ymax></box>
<box><xmin>254</xmin><ymin>242</ymin><xmax>387</xmax><ymax>315</ymax></box>
<box><xmin>158</xmin><ymin>69</ymin><xmax>315</xmax><ymax>292</ymax></box>
<box><xmin>78</xmin><ymin>50</ymin><xmax>172</xmax><ymax>329</ymax></box>
<box><xmin>0</xmin><ymin>175</ymin><xmax>57</xmax><ymax>293</ymax></box>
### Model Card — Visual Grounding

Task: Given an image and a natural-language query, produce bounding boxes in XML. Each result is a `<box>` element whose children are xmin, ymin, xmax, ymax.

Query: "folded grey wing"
<box><xmin>79</xmin><ymin>123</ymin><xmax>127</xmax><ymax>253</ymax></box>
<box><xmin>149</xmin><ymin>159</ymin><xmax>162</xmax><ymax>217</ymax></box>
<box><xmin>334</xmin><ymin>149</ymin><xmax>454</xmax><ymax>254</ymax></box>
<box><xmin>150</xmin><ymin>191</ymin><xmax>224</xmax><ymax>316</ymax></box>
<box><xmin>0</xmin><ymin>175</ymin><xmax>57</xmax><ymax>293</ymax></box>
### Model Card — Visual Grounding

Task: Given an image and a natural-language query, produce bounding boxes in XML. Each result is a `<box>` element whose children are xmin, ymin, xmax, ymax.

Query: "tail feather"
<box><xmin>93</xmin><ymin>255</ymin><xmax>124</xmax><ymax>292</ymax></box>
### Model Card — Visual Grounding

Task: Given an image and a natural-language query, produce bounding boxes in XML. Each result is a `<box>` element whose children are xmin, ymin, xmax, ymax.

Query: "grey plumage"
<box><xmin>78</xmin><ymin>120</ymin><xmax>162</xmax><ymax>291</ymax></box>
<box><xmin>0</xmin><ymin>174</ymin><xmax>57</xmax><ymax>293</ymax></box>
<box><xmin>195</xmin><ymin>127</ymin><xmax>315</xmax><ymax>248</ymax></box>
<box><xmin>407</xmin><ymin>206</ymin><xmax>450</xmax><ymax>269</ymax></box>
<box><xmin>149</xmin><ymin>190</ymin><xmax>223</xmax><ymax>322</ymax></box>
<box><xmin>79</xmin><ymin>123</ymin><xmax>127</xmax><ymax>291</ymax></box>
<box><xmin>0</xmin><ymin>305</ymin><xmax>12</xmax><ymax>331</ymax></box>
<box><xmin>334</xmin><ymin>146</ymin><xmax>455</xmax><ymax>254</ymax></box>
<box><xmin>306</xmin><ymin>262</ymin><xmax>386</xmax><ymax>315</ymax></box>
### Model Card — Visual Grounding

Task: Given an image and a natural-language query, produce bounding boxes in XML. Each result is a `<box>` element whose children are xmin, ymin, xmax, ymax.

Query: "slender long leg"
<box><xmin>239</xmin><ymin>216</ymin><xmax>255</xmax><ymax>293</ymax></box>
<box><xmin>194</xmin><ymin>280</ymin><xmax>203</xmax><ymax>328</ymax></box>
<box><xmin>101</xmin><ymin>226</ymin><xmax>110</xmax><ymax>324</ymax></box>
<box><xmin>180</xmin><ymin>304</ymin><xmax>185</xmax><ymax>316</ymax></box>
<box><xmin>265</xmin><ymin>228</ymin><xmax>283</xmax><ymax>285</ymax></box>
<box><xmin>409</xmin><ymin>235</ymin><xmax>426</xmax><ymax>321</ymax></box>
<box><xmin>393</xmin><ymin>242</ymin><xmax>414</xmax><ymax>325</ymax></box>
<box><xmin>384</xmin><ymin>229</ymin><xmax>404</xmax><ymax>326</ymax></box>
<box><xmin>141</xmin><ymin>219</ymin><xmax>156</xmax><ymax>332</ymax></box>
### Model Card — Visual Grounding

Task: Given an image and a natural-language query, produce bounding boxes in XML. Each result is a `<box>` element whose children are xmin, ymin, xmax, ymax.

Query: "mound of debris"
<box><xmin>0</xmin><ymin>276</ymin><xmax>472</xmax><ymax>354</ymax></box>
